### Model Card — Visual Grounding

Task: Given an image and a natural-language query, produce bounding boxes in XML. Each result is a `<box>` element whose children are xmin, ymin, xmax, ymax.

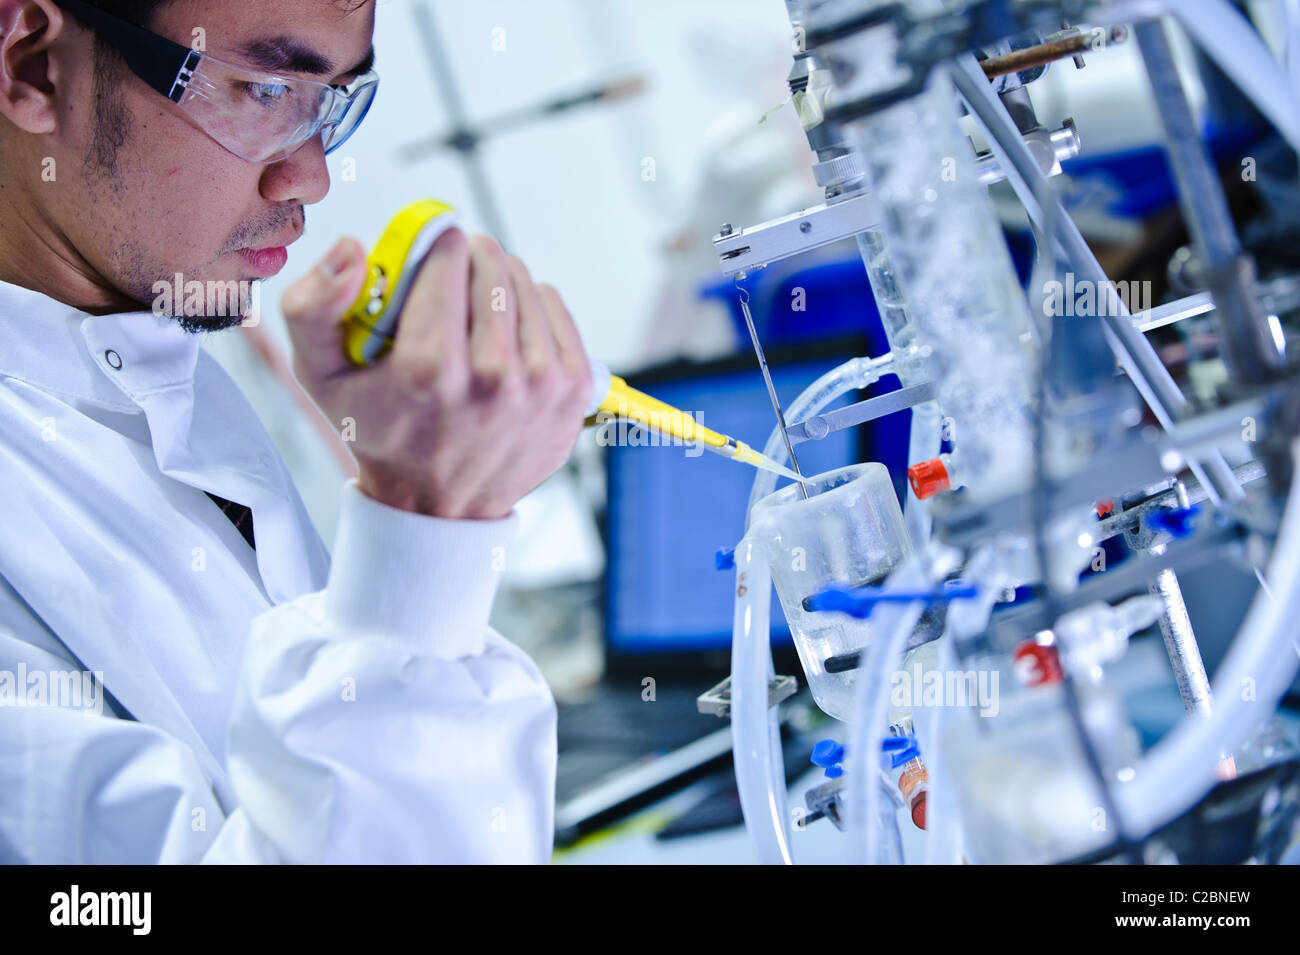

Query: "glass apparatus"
<box><xmin>749</xmin><ymin>463</ymin><xmax>913</xmax><ymax>720</ymax></box>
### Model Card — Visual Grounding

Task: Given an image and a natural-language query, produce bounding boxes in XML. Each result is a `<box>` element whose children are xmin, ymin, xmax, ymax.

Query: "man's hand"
<box><xmin>281</xmin><ymin>229</ymin><xmax>593</xmax><ymax>520</ymax></box>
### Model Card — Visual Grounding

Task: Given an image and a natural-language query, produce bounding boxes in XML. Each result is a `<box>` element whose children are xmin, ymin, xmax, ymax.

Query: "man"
<box><xmin>0</xmin><ymin>0</ymin><xmax>591</xmax><ymax>862</ymax></box>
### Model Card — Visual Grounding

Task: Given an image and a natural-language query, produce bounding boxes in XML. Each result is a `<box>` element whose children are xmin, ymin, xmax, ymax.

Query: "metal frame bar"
<box><xmin>786</xmin><ymin>381</ymin><xmax>936</xmax><ymax>445</ymax></box>
<box><xmin>1134</xmin><ymin>18</ymin><xmax>1283</xmax><ymax>384</ymax></box>
<box><xmin>952</xmin><ymin>52</ymin><xmax>1245</xmax><ymax>506</ymax></box>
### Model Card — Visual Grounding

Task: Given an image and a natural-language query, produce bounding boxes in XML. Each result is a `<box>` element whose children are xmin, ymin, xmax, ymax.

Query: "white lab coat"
<box><xmin>0</xmin><ymin>280</ymin><xmax>556</xmax><ymax>863</ymax></box>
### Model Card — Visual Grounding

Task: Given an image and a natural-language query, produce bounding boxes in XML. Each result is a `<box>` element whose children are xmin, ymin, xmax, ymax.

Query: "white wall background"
<box><xmin>250</xmin><ymin>0</ymin><xmax>800</xmax><ymax>367</ymax></box>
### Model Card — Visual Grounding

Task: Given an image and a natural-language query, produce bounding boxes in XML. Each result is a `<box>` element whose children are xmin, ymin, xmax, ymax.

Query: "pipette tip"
<box><xmin>752</xmin><ymin>455</ymin><xmax>804</xmax><ymax>483</ymax></box>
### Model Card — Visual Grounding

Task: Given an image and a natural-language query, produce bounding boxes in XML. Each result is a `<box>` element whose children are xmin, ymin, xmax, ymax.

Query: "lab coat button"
<box><xmin>104</xmin><ymin>349</ymin><xmax>123</xmax><ymax>370</ymax></box>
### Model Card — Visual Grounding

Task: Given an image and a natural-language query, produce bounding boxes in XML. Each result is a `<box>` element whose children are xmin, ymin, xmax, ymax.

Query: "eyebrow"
<box><xmin>236</xmin><ymin>38</ymin><xmax>376</xmax><ymax>80</ymax></box>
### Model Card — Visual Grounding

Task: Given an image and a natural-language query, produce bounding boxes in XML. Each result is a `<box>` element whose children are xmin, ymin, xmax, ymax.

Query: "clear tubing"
<box><xmin>921</xmin><ymin>635</ymin><xmax>963</xmax><ymax>864</ymax></box>
<box><xmin>914</xmin><ymin>541</ymin><xmax>1028</xmax><ymax>864</ymax></box>
<box><xmin>746</xmin><ymin>353</ymin><xmax>893</xmax><ymax>523</ymax></box>
<box><xmin>878</xmin><ymin>799</ymin><xmax>905</xmax><ymax>864</ymax></box>
<box><xmin>1115</xmin><ymin>437</ymin><xmax>1300</xmax><ymax>836</ymax></box>
<box><xmin>1172</xmin><ymin>0</ymin><xmax>1300</xmax><ymax>157</ymax></box>
<box><xmin>730</xmin><ymin>533</ymin><xmax>794</xmax><ymax>864</ymax></box>
<box><xmin>846</xmin><ymin>552</ymin><xmax>940</xmax><ymax>865</ymax></box>
<box><xmin>905</xmin><ymin>401</ymin><xmax>942</xmax><ymax>545</ymax></box>
<box><xmin>855</xmin><ymin>230</ymin><xmax>927</xmax><ymax>388</ymax></box>
<box><xmin>732</xmin><ymin>353</ymin><xmax>894</xmax><ymax>863</ymax></box>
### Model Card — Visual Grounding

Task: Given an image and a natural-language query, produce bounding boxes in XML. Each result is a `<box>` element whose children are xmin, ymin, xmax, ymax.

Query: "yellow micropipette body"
<box><xmin>593</xmin><ymin>376</ymin><xmax>802</xmax><ymax>481</ymax></box>
<box><xmin>341</xmin><ymin>200</ymin><xmax>802</xmax><ymax>482</ymax></box>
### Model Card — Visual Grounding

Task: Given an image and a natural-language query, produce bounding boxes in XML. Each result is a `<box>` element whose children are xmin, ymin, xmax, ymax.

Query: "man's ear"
<box><xmin>0</xmin><ymin>0</ymin><xmax>70</xmax><ymax>135</ymax></box>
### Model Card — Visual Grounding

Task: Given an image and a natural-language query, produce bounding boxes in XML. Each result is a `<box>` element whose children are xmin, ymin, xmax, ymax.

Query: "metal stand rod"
<box><xmin>1134</xmin><ymin>18</ymin><xmax>1282</xmax><ymax>384</ymax></box>
<box><xmin>1148</xmin><ymin>481</ymin><xmax>1214</xmax><ymax>715</ymax></box>
<box><xmin>1148</xmin><ymin>559</ymin><xmax>1214</xmax><ymax>716</ymax></box>
<box><xmin>1132</xmin><ymin>291</ymin><xmax>1214</xmax><ymax>333</ymax></box>
<box><xmin>412</xmin><ymin>2</ymin><xmax>513</xmax><ymax>247</ymax></box>
<box><xmin>736</xmin><ymin>279</ymin><xmax>811</xmax><ymax>498</ymax></box>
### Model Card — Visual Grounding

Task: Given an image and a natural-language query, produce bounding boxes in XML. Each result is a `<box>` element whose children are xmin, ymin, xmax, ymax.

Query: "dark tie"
<box><xmin>206</xmin><ymin>492</ymin><xmax>256</xmax><ymax>551</ymax></box>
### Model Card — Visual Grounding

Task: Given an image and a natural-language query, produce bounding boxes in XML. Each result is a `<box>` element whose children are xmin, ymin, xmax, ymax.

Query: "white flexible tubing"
<box><xmin>846</xmin><ymin>553</ymin><xmax>940</xmax><ymax>864</ymax></box>
<box><xmin>1172</xmin><ymin>0</ymin><xmax>1300</xmax><ymax>157</ymax></box>
<box><xmin>1116</xmin><ymin>438</ymin><xmax>1300</xmax><ymax>835</ymax></box>
<box><xmin>731</xmin><ymin>352</ymin><xmax>894</xmax><ymax>864</ymax></box>
<box><xmin>921</xmin><ymin>542</ymin><xmax>1028</xmax><ymax>862</ymax></box>
<box><xmin>922</xmin><ymin>635</ymin><xmax>964</xmax><ymax>864</ymax></box>
<box><xmin>852</xmin><ymin>539</ymin><xmax>1011</xmax><ymax>864</ymax></box>
<box><xmin>730</xmin><ymin>533</ymin><xmax>794</xmax><ymax>864</ymax></box>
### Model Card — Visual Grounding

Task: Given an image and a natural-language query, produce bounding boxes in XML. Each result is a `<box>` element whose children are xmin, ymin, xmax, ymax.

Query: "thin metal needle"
<box><xmin>735</xmin><ymin>275</ymin><xmax>811</xmax><ymax>499</ymax></box>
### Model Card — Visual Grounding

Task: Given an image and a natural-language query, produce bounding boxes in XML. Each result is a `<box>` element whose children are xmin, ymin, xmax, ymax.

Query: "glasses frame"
<box><xmin>57</xmin><ymin>0</ymin><xmax>378</xmax><ymax>163</ymax></box>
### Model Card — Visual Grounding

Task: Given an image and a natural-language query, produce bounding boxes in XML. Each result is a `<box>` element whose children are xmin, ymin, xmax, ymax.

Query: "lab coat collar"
<box><xmin>0</xmin><ymin>278</ymin><xmax>329</xmax><ymax>605</ymax></box>
<box><xmin>0</xmin><ymin>279</ymin><xmax>201</xmax><ymax>414</ymax></box>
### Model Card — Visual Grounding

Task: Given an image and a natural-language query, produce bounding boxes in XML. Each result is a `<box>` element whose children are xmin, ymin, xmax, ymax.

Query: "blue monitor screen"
<box><xmin>605</xmin><ymin>351</ymin><xmax>877</xmax><ymax>655</ymax></box>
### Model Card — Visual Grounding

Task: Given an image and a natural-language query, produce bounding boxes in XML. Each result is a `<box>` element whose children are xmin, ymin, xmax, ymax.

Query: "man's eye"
<box><xmin>243</xmin><ymin>82</ymin><xmax>291</xmax><ymax>106</ymax></box>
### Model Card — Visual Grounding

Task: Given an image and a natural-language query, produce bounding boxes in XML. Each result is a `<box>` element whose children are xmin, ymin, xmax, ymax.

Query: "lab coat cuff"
<box><xmin>322</xmin><ymin>478</ymin><xmax>518</xmax><ymax>656</ymax></box>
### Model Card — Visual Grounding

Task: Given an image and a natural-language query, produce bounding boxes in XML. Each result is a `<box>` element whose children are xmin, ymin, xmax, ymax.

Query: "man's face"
<box><xmin>47</xmin><ymin>0</ymin><xmax>375</xmax><ymax>328</ymax></box>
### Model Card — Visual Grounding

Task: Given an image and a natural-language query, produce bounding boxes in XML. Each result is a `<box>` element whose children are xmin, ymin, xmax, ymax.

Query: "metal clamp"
<box><xmin>787</xmin><ymin>381</ymin><xmax>936</xmax><ymax>445</ymax></box>
<box><xmin>713</xmin><ymin>191</ymin><xmax>881</xmax><ymax>276</ymax></box>
<box><xmin>697</xmin><ymin>674</ymin><xmax>798</xmax><ymax>719</ymax></box>
<box><xmin>975</xmin><ymin>119</ymin><xmax>1080</xmax><ymax>184</ymax></box>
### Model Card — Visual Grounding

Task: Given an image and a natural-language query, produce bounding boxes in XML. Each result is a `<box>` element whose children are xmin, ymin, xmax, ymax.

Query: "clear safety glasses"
<box><xmin>58</xmin><ymin>0</ymin><xmax>379</xmax><ymax>163</ymax></box>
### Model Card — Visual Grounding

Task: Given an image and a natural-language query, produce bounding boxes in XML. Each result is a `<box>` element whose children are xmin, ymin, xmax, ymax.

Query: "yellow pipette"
<box><xmin>590</xmin><ymin>372</ymin><xmax>802</xmax><ymax>481</ymax></box>
<box><xmin>342</xmin><ymin>199</ymin><xmax>802</xmax><ymax>482</ymax></box>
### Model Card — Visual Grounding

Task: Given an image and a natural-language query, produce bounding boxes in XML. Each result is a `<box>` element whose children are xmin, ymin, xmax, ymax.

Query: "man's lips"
<box><xmin>237</xmin><ymin>229</ymin><xmax>301</xmax><ymax>277</ymax></box>
<box><xmin>238</xmin><ymin>246</ymin><xmax>290</xmax><ymax>277</ymax></box>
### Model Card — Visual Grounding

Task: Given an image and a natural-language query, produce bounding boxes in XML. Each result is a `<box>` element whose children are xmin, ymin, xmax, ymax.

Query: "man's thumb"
<box><xmin>281</xmin><ymin>237</ymin><xmax>368</xmax><ymax>378</ymax></box>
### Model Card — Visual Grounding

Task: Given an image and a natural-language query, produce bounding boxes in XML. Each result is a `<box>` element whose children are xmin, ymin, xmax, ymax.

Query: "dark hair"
<box><xmin>80</xmin><ymin>2</ymin><xmax>160</xmax><ymax>180</ymax></box>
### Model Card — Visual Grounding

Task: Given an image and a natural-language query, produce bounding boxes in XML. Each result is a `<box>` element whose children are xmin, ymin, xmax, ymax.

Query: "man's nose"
<box><xmin>260</xmin><ymin>135</ymin><xmax>332</xmax><ymax>206</ymax></box>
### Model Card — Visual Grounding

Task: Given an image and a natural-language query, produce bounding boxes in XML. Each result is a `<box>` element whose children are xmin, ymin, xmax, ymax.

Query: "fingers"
<box><xmin>390</xmin><ymin>226</ymin><xmax>471</xmax><ymax>375</ymax></box>
<box><xmin>531</xmin><ymin>282</ymin><xmax>594</xmax><ymax>414</ymax></box>
<box><xmin>324</xmin><ymin>225</ymin><xmax>589</xmax><ymax>426</ymax></box>
<box><xmin>536</xmin><ymin>282</ymin><xmax>591</xmax><ymax>386</ymax></box>
<box><xmin>281</xmin><ymin>236</ymin><xmax>369</xmax><ymax>383</ymax></box>
<box><xmin>467</xmin><ymin>236</ymin><xmax>520</xmax><ymax>385</ymax></box>
<box><xmin>506</xmin><ymin>254</ymin><xmax>560</xmax><ymax>377</ymax></box>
